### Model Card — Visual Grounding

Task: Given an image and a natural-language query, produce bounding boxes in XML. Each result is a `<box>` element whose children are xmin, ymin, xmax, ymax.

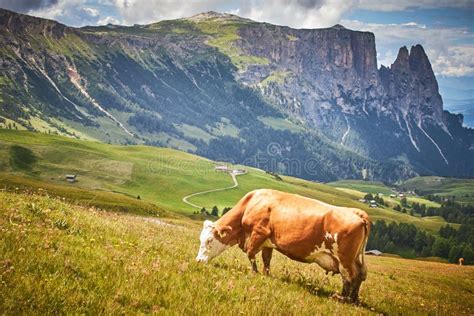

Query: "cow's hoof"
<box><xmin>331</xmin><ymin>293</ymin><xmax>358</xmax><ymax>304</ymax></box>
<box><xmin>331</xmin><ymin>293</ymin><xmax>347</xmax><ymax>302</ymax></box>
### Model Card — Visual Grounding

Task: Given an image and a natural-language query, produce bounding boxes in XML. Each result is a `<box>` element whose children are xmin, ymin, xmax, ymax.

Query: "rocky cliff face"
<box><xmin>236</xmin><ymin>23</ymin><xmax>384</xmax><ymax>137</ymax></box>
<box><xmin>227</xmin><ymin>17</ymin><xmax>472</xmax><ymax>176</ymax></box>
<box><xmin>0</xmin><ymin>9</ymin><xmax>472</xmax><ymax>181</ymax></box>
<box><xmin>380</xmin><ymin>45</ymin><xmax>445</xmax><ymax>125</ymax></box>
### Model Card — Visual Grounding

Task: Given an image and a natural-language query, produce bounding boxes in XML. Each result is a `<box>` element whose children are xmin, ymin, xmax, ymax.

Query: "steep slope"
<box><xmin>0</xmin><ymin>9</ymin><xmax>472</xmax><ymax>182</ymax></box>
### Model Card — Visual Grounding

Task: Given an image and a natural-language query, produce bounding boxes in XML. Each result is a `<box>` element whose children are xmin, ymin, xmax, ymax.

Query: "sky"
<box><xmin>1</xmin><ymin>0</ymin><xmax>473</xmax><ymax>125</ymax></box>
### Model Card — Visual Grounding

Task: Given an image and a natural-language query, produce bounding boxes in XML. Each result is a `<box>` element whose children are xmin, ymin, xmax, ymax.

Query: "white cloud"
<box><xmin>111</xmin><ymin>0</ymin><xmax>356</xmax><ymax>28</ymax></box>
<box><xmin>83</xmin><ymin>7</ymin><xmax>100</xmax><ymax>17</ymax></box>
<box><xmin>358</xmin><ymin>0</ymin><xmax>473</xmax><ymax>11</ymax></box>
<box><xmin>231</xmin><ymin>0</ymin><xmax>356</xmax><ymax>29</ymax></box>
<box><xmin>108</xmin><ymin>0</ymin><xmax>474</xmax><ymax>27</ymax></box>
<box><xmin>97</xmin><ymin>15</ymin><xmax>121</xmax><ymax>25</ymax></box>
<box><xmin>24</xmin><ymin>0</ymin><xmax>121</xmax><ymax>27</ymax></box>
<box><xmin>112</xmin><ymin>0</ymin><xmax>228</xmax><ymax>25</ymax></box>
<box><xmin>26</xmin><ymin>0</ymin><xmax>87</xmax><ymax>23</ymax></box>
<box><xmin>434</xmin><ymin>45</ymin><xmax>474</xmax><ymax>77</ymax></box>
<box><xmin>343</xmin><ymin>19</ymin><xmax>474</xmax><ymax>77</ymax></box>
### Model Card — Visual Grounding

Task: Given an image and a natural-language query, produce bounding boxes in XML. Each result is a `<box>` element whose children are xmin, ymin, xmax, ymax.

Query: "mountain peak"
<box><xmin>187</xmin><ymin>11</ymin><xmax>251</xmax><ymax>23</ymax></box>
<box><xmin>391</xmin><ymin>46</ymin><xmax>410</xmax><ymax>70</ymax></box>
<box><xmin>0</xmin><ymin>7</ymin><xmax>68</xmax><ymax>38</ymax></box>
<box><xmin>330</xmin><ymin>24</ymin><xmax>347</xmax><ymax>30</ymax></box>
<box><xmin>409</xmin><ymin>44</ymin><xmax>431</xmax><ymax>71</ymax></box>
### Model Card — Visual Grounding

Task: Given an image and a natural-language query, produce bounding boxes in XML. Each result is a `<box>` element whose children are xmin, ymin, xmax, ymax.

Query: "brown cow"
<box><xmin>196</xmin><ymin>189</ymin><xmax>370</xmax><ymax>303</ymax></box>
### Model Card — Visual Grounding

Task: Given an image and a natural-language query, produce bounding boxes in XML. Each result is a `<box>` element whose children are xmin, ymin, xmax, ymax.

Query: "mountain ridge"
<box><xmin>0</xmin><ymin>8</ymin><xmax>472</xmax><ymax>183</ymax></box>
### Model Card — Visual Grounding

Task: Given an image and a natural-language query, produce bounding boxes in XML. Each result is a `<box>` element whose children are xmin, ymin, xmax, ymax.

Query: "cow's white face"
<box><xmin>196</xmin><ymin>220</ymin><xmax>229</xmax><ymax>263</ymax></box>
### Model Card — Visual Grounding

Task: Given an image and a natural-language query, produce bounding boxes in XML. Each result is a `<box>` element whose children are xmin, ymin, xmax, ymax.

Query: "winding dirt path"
<box><xmin>182</xmin><ymin>172</ymin><xmax>244</xmax><ymax>209</ymax></box>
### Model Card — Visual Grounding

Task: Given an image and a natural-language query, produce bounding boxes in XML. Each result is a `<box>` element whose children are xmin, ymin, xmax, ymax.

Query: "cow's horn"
<box><xmin>216</xmin><ymin>225</ymin><xmax>232</xmax><ymax>238</ymax></box>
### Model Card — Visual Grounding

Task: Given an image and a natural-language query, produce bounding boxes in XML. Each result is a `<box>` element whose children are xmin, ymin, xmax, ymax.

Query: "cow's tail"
<box><xmin>359</xmin><ymin>214</ymin><xmax>370</xmax><ymax>280</ymax></box>
<box><xmin>355</xmin><ymin>211</ymin><xmax>370</xmax><ymax>280</ymax></box>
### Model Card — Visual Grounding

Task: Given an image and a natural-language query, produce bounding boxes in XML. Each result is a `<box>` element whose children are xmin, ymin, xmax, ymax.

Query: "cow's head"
<box><xmin>196</xmin><ymin>220</ymin><xmax>231</xmax><ymax>263</ymax></box>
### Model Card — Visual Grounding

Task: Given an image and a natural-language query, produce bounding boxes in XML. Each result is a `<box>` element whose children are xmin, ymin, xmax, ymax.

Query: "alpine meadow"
<box><xmin>0</xmin><ymin>2</ymin><xmax>473</xmax><ymax>315</ymax></box>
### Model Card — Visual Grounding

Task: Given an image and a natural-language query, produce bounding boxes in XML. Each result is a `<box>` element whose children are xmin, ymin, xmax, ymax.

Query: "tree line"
<box><xmin>193</xmin><ymin>206</ymin><xmax>232</xmax><ymax>217</ymax></box>
<box><xmin>367</xmin><ymin>220</ymin><xmax>474</xmax><ymax>264</ymax></box>
<box><xmin>425</xmin><ymin>200</ymin><xmax>474</xmax><ymax>224</ymax></box>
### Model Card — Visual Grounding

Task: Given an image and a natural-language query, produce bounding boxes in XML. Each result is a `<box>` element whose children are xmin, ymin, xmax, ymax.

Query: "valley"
<box><xmin>0</xmin><ymin>130</ymin><xmax>456</xmax><ymax>233</ymax></box>
<box><xmin>0</xmin><ymin>6</ymin><xmax>473</xmax><ymax>314</ymax></box>
<box><xmin>1</xmin><ymin>130</ymin><xmax>473</xmax><ymax>262</ymax></box>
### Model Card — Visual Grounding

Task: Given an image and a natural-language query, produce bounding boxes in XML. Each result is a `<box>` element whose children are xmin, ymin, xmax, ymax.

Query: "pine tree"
<box><xmin>462</xmin><ymin>244</ymin><xmax>474</xmax><ymax>264</ymax></box>
<box><xmin>421</xmin><ymin>246</ymin><xmax>431</xmax><ymax>257</ymax></box>
<box><xmin>211</xmin><ymin>206</ymin><xmax>219</xmax><ymax>217</ymax></box>
<box><xmin>432</xmin><ymin>238</ymin><xmax>450</xmax><ymax>258</ymax></box>
<box><xmin>222</xmin><ymin>207</ymin><xmax>232</xmax><ymax>216</ymax></box>
<box><xmin>449</xmin><ymin>245</ymin><xmax>463</xmax><ymax>263</ymax></box>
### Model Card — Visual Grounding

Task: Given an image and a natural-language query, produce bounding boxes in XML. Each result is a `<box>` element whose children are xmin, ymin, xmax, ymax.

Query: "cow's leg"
<box><xmin>262</xmin><ymin>248</ymin><xmax>273</xmax><ymax>275</ymax></box>
<box><xmin>341</xmin><ymin>279</ymin><xmax>352</xmax><ymax>298</ymax></box>
<box><xmin>349</xmin><ymin>276</ymin><xmax>362</xmax><ymax>303</ymax></box>
<box><xmin>338</xmin><ymin>261</ymin><xmax>365</xmax><ymax>304</ymax></box>
<box><xmin>246</xmin><ymin>230</ymin><xmax>269</xmax><ymax>273</ymax></box>
<box><xmin>335</xmin><ymin>262</ymin><xmax>359</xmax><ymax>303</ymax></box>
<box><xmin>348</xmin><ymin>259</ymin><xmax>366</xmax><ymax>303</ymax></box>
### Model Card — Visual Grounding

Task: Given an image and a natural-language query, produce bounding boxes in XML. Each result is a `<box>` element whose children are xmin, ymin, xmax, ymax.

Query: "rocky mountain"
<box><xmin>0</xmin><ymin>9</ymin><xmax>472</xmax><ymax>182</ymax></box>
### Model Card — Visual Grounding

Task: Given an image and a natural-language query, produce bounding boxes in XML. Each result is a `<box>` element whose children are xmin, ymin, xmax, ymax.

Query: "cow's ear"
<box><xmin>203</xmin><ymin>220</ymin><xmax>214</xmax><ymax>228</ymax></box>
<box><xmin>216</xmin><ymin>225</ymin><xmax>232</xmax><ymax>238</ymax></box>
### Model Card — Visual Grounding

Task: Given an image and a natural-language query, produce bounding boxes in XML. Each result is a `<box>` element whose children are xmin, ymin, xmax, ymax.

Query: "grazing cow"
<box><xmin>196</xmin><ymin>189</ymin><xmax>370</xmax><ymax>303</ymax></box>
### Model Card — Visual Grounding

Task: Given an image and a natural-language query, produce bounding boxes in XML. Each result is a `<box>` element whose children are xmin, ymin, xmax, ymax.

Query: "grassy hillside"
<box><xmin>0</xmin><ymin>130</ymin><xmax>452</xmax><ymax>234</ymax></box>
<box><xmin>1</xmin><ymin>191</ymin><xmax>473</xmax><ymax>314</ymax></box>
<box><xmin>400</xmin><ymin>176</ymin><xmax>474</xmax><ymax>204</ymax></box>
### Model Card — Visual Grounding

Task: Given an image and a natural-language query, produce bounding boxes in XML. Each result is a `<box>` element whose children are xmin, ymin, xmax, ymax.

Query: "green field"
<box><xmin>0</xmin><ymin>130</ymin><xmax>452</xmax><ymax>234</ymax></box>
<box><xmin>258</xmin><ymin>116</ymin><xmax>306</xmax><ymax>133</ymax></box>
<box><xmin>1</xmin><ymin>191</ymin><xmax>473</xmax><ymax>314</ymax></box>
<box><xmin>329</xmin><ymin>180</ymin><xmax>441</xmax><ymax>209</ymax></box>
<box><xmin>328</xmin><ymin>180</ymin><xmax>394</xmax><ymax>196</ymax></box>
<box><xmin>401</xmin><ymin>176</ymin><xmax>474</xmax><ymax>204</ymax></box>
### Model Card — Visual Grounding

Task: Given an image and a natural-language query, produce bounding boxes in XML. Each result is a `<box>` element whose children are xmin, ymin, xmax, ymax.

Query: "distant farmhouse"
<box><xmin>215</xmin><ymin>165</ymin><xmax>229</xmax><ymax>172</ymax></box>
<box><xmin>65</xmin><ymin>174</ymin><xmax>76</xmax><ymax>182</ymax></box>
<box><xmin>365</xmin><ymin>249</ymin><xmax>382</xmax><ymax>256</ymax></box>
<box><xmin>215</xmin><ymin>165</ymin><xmax>246</xmax><ymax>175</ymax></box>
<box><xmin>232</xmin><ymin>168</ymin><xmax>246</xmax><ymax>175</ymax></box>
